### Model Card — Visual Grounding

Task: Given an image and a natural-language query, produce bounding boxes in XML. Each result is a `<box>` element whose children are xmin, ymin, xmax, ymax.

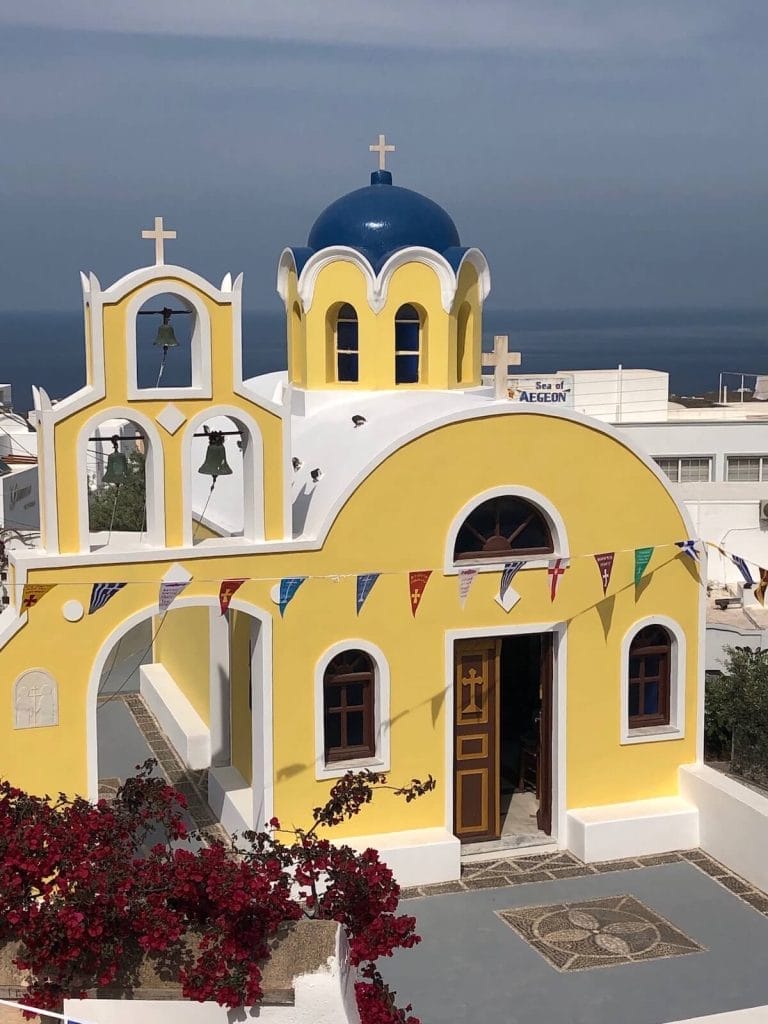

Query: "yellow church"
<box><xmin>2</xmin><ymin>140</ymin><xmax>704</xmax><ymax>885</ymax></box>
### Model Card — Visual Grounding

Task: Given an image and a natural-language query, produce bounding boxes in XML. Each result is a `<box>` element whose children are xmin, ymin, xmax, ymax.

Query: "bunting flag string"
<box><xmin>594</xmin><ymin>552</ymin><xmax>615</xmax><ymax>595</ymax></box>
<box><xmin>458</xmin><ymin>567</ymin><xmax>477</xmax><ymax>609</ymax></box>
<box><xmin>634</xmin><ymin>547</ymin><xmax>654</xmax><ymax>585</ymax></box>
<box><xmin>88</xmin><ymin>582</ymin><xmax>126</xmax><ymax>615</ymax></box>
<box><xmin>409</xmin><ymin>570</ymin><xmax>432</xmax><ymax>616</ymax></box>
<box><xmin>278</xmin><ymin>577</ymin><xmax>307</xmax><ymax>617</ymax></box>
<box><xmin>219</xmin><ymin>578</ymin><xmax>246</xmax><ymax>615</ymax></box>
<box><xmin>159</xmin><ymin>579</ymin><xmax>189</xmax><ymax>613</ymax></box>
<box><xmin>731</xmin><ymin>554</ymin><xmax>754</xmax><ymax>586</ymax></box>
<box><xmin>356</xmin><ymin>573</ymin><xmax>380</xmax><ymax>615</ymax></box>
<box><xmin>20</xmin><ymin>583</ymin><xmax>55</xmax><ymax>610</ymax></box>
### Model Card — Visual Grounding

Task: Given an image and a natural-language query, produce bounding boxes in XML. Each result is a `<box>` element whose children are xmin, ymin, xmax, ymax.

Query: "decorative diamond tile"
<box><xmin>155</xmin><ymin>403</ymin><xmax>186</xmax><ymax>435</ymax></box>
<box><xmin>497</xmin><ymin>894</ymin><xmax>705</xmax><ymax>972</ymax></box>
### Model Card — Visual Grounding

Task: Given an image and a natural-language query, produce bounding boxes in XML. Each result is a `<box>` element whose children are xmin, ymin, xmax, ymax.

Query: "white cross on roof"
<box><xmin>482</xmin><ymin>335</ymin><xmax>522</xmax><ymax>399</ymax></box>
<box><xmin>141</xmin><ymin>216</ymin><xmax>177</xmax><ymax>266</ymax></box>
<box><xmin>369</xmin><ymin>133</ymin><xmax>395</xmax><ymax>171</ymax></box>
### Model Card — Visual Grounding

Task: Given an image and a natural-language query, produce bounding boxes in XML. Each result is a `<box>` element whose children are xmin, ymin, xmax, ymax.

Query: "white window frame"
<box><xmin>314</xmin><ymin>640</ymin><xmax>391</xmax><ymax>780</ymax></box>
<box><xmin>444</xmin><ymin>485</ymin><xmax>569</xmax><ymax>575</ymax></box>
<box><xmin>653</xmin><ymin>456</ymin><xmax>713</xmax><ymax>483</ymax></box>
<box><xmin>725</xmin><ymin>455</ymin><xmax>768</xmax><ymax>482</ymax></box>
<box><xmin>620</xmin><ymin>615</ymin><xmax>686</xmax><ymax>745</ymax></box>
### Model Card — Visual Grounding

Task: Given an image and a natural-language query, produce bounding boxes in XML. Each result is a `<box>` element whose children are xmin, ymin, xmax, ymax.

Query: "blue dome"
<box><xmin>307</xmin><ymin>171</ymin><xmax>461</xmax><ymax>270</ymax></box>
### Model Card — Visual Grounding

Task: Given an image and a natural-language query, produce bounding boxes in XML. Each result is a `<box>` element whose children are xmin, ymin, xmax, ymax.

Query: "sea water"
<box><xmin>0</xmin><ymin>307</ymin><xmax>766</xmax><ymax>414</ymax></box>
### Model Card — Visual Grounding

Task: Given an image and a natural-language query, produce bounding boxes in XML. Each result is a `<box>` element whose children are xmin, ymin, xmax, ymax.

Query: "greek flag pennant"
<box><xmin>594</xmin><ymin>552</ymin><xmax>615</xmax><ymax>595</ymax></box>
<box><xmin>547</xmin><ymin>558</ymin><xmax>569</xmax><ymax>602</ymax></box>
<box><xmin>634</xmin><ymin>547</ymin><xmax>654</xmax><ymax>585</ymax></box>
<box><xmin>731</xmin><ymin>554</ymin><xmax>754</xmax><ymax>586</ymax></box>
<box><xmin>409</xmin><ymin>570</ymin><xmax>432</xmax><ymax>616</ymax></box>
<box><xmin>496</xmin><ymin>561</ymin><xmax>524</xmax><ymax>612</ymax></box>
<box><xmin>279</xmin><ymin>577</ymin><xmax>307</xmax><ymax>617</ymax></box>
<box><xmin>356</xmin><ymin>573</ymin><xmax>380</xmax><ymax>615</ymax></box>
<box><xmin>458</xmin><ymin>567</ymin><xmax>477</xmax><ymax>609</ymax></box>
<box><xmin>88</xmin><ymin>582</ymin><xmax>126</xmax><ymax>615</ymax></box>
<box><xmin>676</xmin><ymin>540</ymin><xmax>699</xmax><ymax>561</ymax></box>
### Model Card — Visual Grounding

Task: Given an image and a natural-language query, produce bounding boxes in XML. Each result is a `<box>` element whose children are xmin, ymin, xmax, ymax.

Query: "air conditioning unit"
<box><xmin>760</xmin><ymin>499</ymin><xmax>768</xmax><ymax>523</ymax></box>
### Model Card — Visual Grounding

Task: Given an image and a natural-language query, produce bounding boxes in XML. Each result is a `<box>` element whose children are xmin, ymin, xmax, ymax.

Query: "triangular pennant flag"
<box><xmin>499</xmin><ymin>561</ymin><xmax>524</xmax><ymax>601</ymax></box>
<box><xmin>356</xmin><ymin>573</ymin><xmax>380</xmax><ymax>615</ymax></box>
<box><xmin>548</xmin><ymin>558</ymin><xmax>568</xmax><ymax>601</ymax></box>
<box><xmin>594</xmin><ymin>552</ymin><xmax>615</xmax><ymax>595</ymax></box>
<box><xmin>458</xmin><ymin>567</ymin><xmax>477</xmax><ymax>609</ymax></box>
<box><xmin>755</xmin><ymin>568</ymin><xmax>768</xmax><ymax>606</ymax></box>
<box><xmin>279</xmin><ymin>576</ymin><xmax>307</xmax><ymax>617</ymax></box>
<box><xmin>219</xmin><ymin>579</ymin><xmax>246</xmax><ymax>615</ymax></box>
<box><xmin>409</xmin><ymin>570</ymin><xmax>432</xmax><ymax>616</ymax></box>
<box><xmin>634</xmin><ymin>547</ymin><xmax>654</xmax><ymax>585</ymax></box>
<box><xmin>88</xmin><ymin>582</ymin><xmax>126</xmax><ymax>615</ymax></box>
<box><xmin>731</xmin><ymin>554</ymin><xmax>754</xmax><ymax>587</ymax></box>
<box><xmin>159</xmin><ymin>579</ymin><xmax>189</xmax><ymax>613</ymax></box>
<box><xmin>676</xmin><ymin>540</ymin><xmax>699</xmax><ymax>561</ymax></box>
<box><xmin>20</xmin><ymin>583</ymin><xmax>55</xmax><ymax>610</ymax></box>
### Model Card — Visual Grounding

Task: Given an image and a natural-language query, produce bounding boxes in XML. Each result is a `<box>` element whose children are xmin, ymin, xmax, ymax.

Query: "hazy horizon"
<box><xmin>1</xmin><ymin>3</ymin><xmax>768</xmax><ymax>313</ymax></box>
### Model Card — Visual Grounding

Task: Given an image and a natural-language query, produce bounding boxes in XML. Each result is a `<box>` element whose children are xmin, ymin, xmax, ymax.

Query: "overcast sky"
<box><xmin>1</xmin><ymin>2</ymin><xmax>767</xmax><ymax>311</ymax></box>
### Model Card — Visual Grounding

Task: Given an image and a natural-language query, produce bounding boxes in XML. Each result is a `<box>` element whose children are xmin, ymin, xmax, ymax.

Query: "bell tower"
<box><xmin>277</xmin><ymin>138</ymin><xmax>491</xmax><ymax>392</ymax></box>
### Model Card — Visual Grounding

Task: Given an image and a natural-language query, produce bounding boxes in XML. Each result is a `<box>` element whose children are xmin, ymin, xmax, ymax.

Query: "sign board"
<box><xmin>507</xmin><ymin>374</ymin><xmax>574</xmax><ymax>407</ymax></box>
<box><xmin>3</xmin><ymin>466</ymin><xmax>40</xmax><ymax>530</ymax></box>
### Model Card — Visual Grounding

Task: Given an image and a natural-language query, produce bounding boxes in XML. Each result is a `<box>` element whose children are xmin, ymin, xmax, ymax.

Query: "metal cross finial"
<box><xmin>141</xmin><ymin>216</ymin><xmax>177</xmax><ymax>266</ymax></box>
<box><xmin>369</xmin><ymin>133</ymin><xmax>395</xmax><ymax>171</ymax></box>
<box><xmin>482</xmin><ymin>335</ymin><xmax>522</xmax><ymax>399</ymax></box>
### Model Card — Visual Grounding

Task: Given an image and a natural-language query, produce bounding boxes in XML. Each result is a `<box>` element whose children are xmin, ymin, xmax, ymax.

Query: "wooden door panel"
<box><xmin>454</xmin><ymin>639</ymin><xmax>500</xmax><ymax>841</ymax></box>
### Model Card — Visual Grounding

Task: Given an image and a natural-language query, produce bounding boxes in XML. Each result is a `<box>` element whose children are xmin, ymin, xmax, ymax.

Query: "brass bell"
<box><xmin>103</xmin><ymin>437</ymin><xmax>129</xmax><ymax>486</ymax></box>
<box><xmin>153</xmin><ymin>322</ymin><xmax>179</xmax><ymax>349</ymax></box>
<box><xmin>197</xmin><ymin>431</ymin><xmax>232</xmax><ymax>480</ymax></box>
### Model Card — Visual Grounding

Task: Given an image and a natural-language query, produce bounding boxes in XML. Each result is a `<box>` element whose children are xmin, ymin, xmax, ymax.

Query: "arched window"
<box><xmin>290</xmin><ymin>301</ymin><xmax>303</xmax><ymax>382</ymax></box>
<box><xmin>395</xmin><ymin>304</ymin><xmax>421</xmax><ymax>384</ymax></box>
<box><xmin>335</xmin><ymin>304</ymin><xmax>359</xmax><ymax>383</ymax></box>
<box><xmin>453</xmin><ymin>495</ymin><xmax>553</xmax><ymax>562</ymax></box>
<box><xmin>456</xmin><ymin>301</ymin><xmax>473</xmax><ymax>385</ymax></box>
<box><xmin>87</xmin><ymin>420</ymin><xmax>148</xmax><ymax>549</ymax></box>
<box><xmin>323</xmin><ymin>649</ymin><xmax>375</xmax><ymax>762</ymax></box>
<box><xmin>628</xmin><ymin>625</ymin><xmax>671</xmax><ymax>729</ymax></box>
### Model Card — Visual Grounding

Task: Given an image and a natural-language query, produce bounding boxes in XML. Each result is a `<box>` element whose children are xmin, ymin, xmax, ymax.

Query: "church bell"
<box><xmin>153</xmin><ymin>322</ymin><xmax>179</xmax><ymax>349</ymax></box>
<box><xmin>102</xmin><ymin>437</ymin><xmax>129</xmax><ymax>486</ymax></box>
<box><xmin>198</xmin><ymin>431</ymin><xmax>233</xmax><ymax>480</ymax></box>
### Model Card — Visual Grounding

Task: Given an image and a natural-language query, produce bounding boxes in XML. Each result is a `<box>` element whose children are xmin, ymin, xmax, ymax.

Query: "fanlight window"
<box><xmin>628</xmin><ymin>625</ymin><xmax>671</xmax><ymax>729</ymax></box>
<box><xmin>395</xmin><ymin>304</ymin><xmax>421</xmax><ymax>384</ymax></box>
<box><xmin>453</xmin><ymin>495</ymin><xmax>553</xmax><ymax>562</ymax></box>
<box><xmin>323</xmin><ymin>649</ymin><xmax>375</xmax><ymax>762</ymax></box>
<box><xmin>336</xmin><ymin>304</ymin><xmax>359</xmax><ymax>383</ymax></box>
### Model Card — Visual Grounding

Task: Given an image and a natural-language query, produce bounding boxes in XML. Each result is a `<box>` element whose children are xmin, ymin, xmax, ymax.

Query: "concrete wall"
<box><xmin>680</xmin><ymin>764</ymin><xmax>768</xmax><ymax>893</ymax></box>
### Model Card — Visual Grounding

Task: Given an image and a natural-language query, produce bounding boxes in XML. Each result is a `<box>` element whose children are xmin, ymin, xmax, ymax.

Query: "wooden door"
<box><xmin>453</xmin><ymin>638</ymin><xmax>500</xmax><ymax>842</ymax></box>
<box><xmin>536</xmin><ymin>633</ymin><xmax>553</xmax><ymax>834</ymax></box>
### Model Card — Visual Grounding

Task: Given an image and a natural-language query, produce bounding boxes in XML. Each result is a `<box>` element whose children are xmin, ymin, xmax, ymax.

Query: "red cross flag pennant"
<box><xmin>548</xmin><ymin>558</ymin><xmax>569</xmax><ymax>602</ymax></box>
<box><xmin>20</xmin><ymin>583</ymin><xmax>55</xmax><ymax>610</ymax></box>
<box><xmin>219</xmin><ymin>578</ymin><xmax>246</xmax><ymax>615</ymax></box>
<box><xmin>409</xmin><ymin>570</ymin><xmax>432</xmax><ymax>616</ymax></box>
<box><xmin>594</xmin><ymin>552</ymin><xmax>615</xmax><ymax>595</ymax></box>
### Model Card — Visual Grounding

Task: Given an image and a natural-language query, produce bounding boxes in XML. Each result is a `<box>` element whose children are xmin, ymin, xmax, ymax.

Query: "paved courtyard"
<box><xmin>386</xmin><ymin>851</ymin><xmax>768</xmax><ymax>1024</ymax></box>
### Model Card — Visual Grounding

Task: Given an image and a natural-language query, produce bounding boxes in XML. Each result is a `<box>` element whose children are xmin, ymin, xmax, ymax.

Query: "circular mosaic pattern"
<box><xmin>535</xmin><ymin>905</ymin><xmax>660</xmax><ymax>959</ymax></box>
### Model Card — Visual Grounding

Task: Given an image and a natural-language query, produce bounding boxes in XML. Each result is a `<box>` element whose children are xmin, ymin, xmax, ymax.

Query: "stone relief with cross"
<box><xmin>14</xmin><ymin>669</ymin><xmax>59</xmax><ymax>729</ymax></box>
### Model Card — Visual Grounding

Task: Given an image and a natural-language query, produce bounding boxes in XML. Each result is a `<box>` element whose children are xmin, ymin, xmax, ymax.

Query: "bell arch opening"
<box><xmin>136</xmin><ymin>292</ymin><xmax>196</xmax><ymax>390</ymax></box>
<box><xmin>186</xmin><ymin>409</ymin><xmax>263</xmax><ymax>546</ymax></box>
<box><xmin>86</xmin><ymin>418</ymin><xmax>153</xmax><ymax>551</ymax></box>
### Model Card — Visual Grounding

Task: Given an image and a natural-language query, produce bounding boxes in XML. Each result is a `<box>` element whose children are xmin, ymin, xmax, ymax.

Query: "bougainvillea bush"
<box><xmin>0</xmin><ymin>762</ymin><xmax>434</xmax><ymax>1023</ymax></box>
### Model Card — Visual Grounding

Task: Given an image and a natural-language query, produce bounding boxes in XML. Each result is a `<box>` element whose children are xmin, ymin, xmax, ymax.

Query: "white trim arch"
<box><xmin>85</xmin><ymin>594</ymin><xmax>274</xmax><ymax>828</ymax></box>
<box><xmin>277</xmin><ymin>245</ymin><xmax>492</xmax><ymax>315</ymax></box>
<box><xmin>77</xmin><ymin>406</ymin><xmax>166</xmax><ymax>551</ymax></box>
<box><xmin>181</xmin><ymin>405</ymin><xmax>265</xmax><ymax>546</ymax></box>
<box><xmin>314</xmin><ymin>639</ymin><xmax>391</xmax><ymax>780</ymax></box>
<box><xmin>620</xmin><ymin>614</ymin><xmax>687</xmax><ymax>745</ymax></box>
<box><xmin>125</xmin><ymin>280</ymin><xmax>212</xmax><ymax>400</ymax></box>
<box><xmin>443</xmin><ymin>484</ymin><xmax>569</xmax><ymax>575</ymax></box>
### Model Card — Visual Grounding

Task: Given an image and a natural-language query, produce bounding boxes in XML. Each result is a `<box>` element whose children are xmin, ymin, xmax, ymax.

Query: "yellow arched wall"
<box><xmin>286</xmin><ymin>257</ymin><xmax>484</xmax><ymax>391</ymax></box>
<box><xmin>45</xmin><ymin>274</ymin><xmax>286</xmax><ymax>553</ymax></box>
<box><xmin>152</xmin><ymin>606</ymin><xmax>211</xmax><ymax>726</ymax></box>
<box><xmin>1</xmin><ymin>411</ymin><xmax>699</xmax><ymax>843</ymax></box>
<box><xmin>229</xmin><ymin>610</ymin><xmax>253</xmax><ymax>785</ymax></box>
